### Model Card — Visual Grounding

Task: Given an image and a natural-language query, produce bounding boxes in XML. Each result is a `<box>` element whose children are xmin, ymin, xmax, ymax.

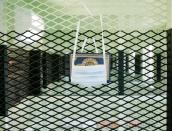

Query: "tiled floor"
<box><xmin>0</xmin><ymin>94</ymin><xmax>166</xmax><ymax>131</ymax></box>
<box><xmin>42</xmin><ymin>76</ymin><xmax>167</xmax><ymax>96</ymax></box>
<box><xmin>0</xmin><ymin>76</ymin><xmax>167</xmax><ymax>131</ymax></box>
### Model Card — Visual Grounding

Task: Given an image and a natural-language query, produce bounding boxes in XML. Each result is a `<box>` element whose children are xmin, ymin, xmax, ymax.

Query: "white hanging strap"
<box><xmin>80</xmin><ymin>1</ymin><xmax>94</xmax><ymax>17</ymax></box>
<box><xmin>100</xmin><ymin>15</ymin><xmax>106</xmax><ymax>63</ymax></box>
<box><xmin>92</xmin><ymin>38</ymin><xmax>98</xmax><ymax>53</ymax></box>
<box><xmin>81</xmin><ymin>37</ymin><xmax>87</xmax><ymax>53</ymax></box>
<box><xmin>100</xmin><ymin>14</ymin><xmax>107</xmax><ymax>80</ymax></box>
<box><xmin>72</xmin><ymin>20</ymin><xmax>80</xmax><ymax>66</ymax></box>
<box><xmin>81</xmin><ymin>37</ymin><xmax>99</xmax><ymax>53</ymax></box>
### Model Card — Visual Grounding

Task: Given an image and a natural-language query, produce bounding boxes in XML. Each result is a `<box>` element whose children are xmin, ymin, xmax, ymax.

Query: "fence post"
<box><xmin>125</xmin><ymin>54</ymin><xmax>129</xmax><ymax>73</ymax></box>
<box><xmin>135</xmin><ymin>54</ymin><xmax>142</xmax><ymax>75</ymax></box>
<box><xmin>42</xmin><ymin>52</ymin><xmax>47</xmax><ymax>89</ymax></box>
<box><xmin>62</xmin><ymin>55</ymin><xmax>66</xmax><ymax>76</ymax></box>
<box><xmin>156</xmin><ymin>53</ymin><xmax>161</xmax><ymax>82</ymax></box>
<box><xmin>51</xmin><ymin>54</ymin><xmax>60</xmax><ymax>81</ymax></box>
<box><xmin>118</xmin><ymin>50</ymin><xmax>124</xmax><ymax>95</ymax></box>
<box><xmin>64</xmin><ymin>54</ymin><xmax>70</xmax><ymax>76</ymax></box>
<box><xmin>29</xmin><ymin>50</ymin><xmax>41</xmax><ymax>96</ymax></box>
<box><xmin>114</xmin><ymin>56</ymin><xmax>116</xmax><ymax>69</ymax></box>
<box><xmin>0</xmin><ymin>45</ymin><xmax>8</xmax><ymax>116</ymax></box>
<box><xmin>167</xmin><ymin>29</ymin><xmax>172</xmax><ymax>131</ymax></box>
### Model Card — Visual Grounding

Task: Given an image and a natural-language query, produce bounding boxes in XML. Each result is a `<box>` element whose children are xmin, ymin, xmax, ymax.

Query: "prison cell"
<box><xmin>0</xmin><ymin>0</ymin><xmax>172</xmax><ymax>130</ymax></box>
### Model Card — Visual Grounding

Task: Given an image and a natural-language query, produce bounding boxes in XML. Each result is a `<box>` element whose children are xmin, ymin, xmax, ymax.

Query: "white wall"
<box><xmin>49</xmin><ymin>0</ymin><xmax>158</xmax><ymax>15</ymax></box>
<box><xmin>15</xmin><ymin>7</ymin><xmax>32</xmax><ymax>33</ymax></box>
<box><xmin>3</xmin><ymin>0</ymin><xmax>169</xmax><ymax>31</ymax></box>
<box><xmin>48</xmin><ymin>0</ymin><xmax>168</xmax><ymax>30</ymax></box>
<box><xmin>0</xmin><ymin>0</ymin><xmax>5</xmax><ymax>32</ymax></box>
<box><xmin>170</xmin><ymin>0</ymin><xmax>172</xmax><ymax>28</ymax></box>
<box><xmin>167</xmin><ymin>0</ymin><xmax>172</xmax><ymax>28</ymax></box>
<box><xmin>14</xmin><ymin>7</ymin><xmax>45</xmax><ymax>50</ymax></box>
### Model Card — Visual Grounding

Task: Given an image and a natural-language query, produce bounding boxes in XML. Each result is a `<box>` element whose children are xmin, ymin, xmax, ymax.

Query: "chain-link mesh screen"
<box><xmin>0</xmin><ymin>30</ymin><xmax>167</xmax><ymax>130</ymax></box>
<box><xmin>0</xmin><ymin>0</ymin><xmax>170</xmax><ymax>130</ymax></box>
<box><xmin>2</xmin><ymin>0</ymin><xmax>169</xmax><ymax>32</ymax></box>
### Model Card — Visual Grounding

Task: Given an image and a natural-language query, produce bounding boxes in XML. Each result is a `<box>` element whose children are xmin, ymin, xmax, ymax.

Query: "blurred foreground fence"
<box><xmin>0</xmin><ymin>30</ymin><xmax>171</xmax><ymax>131</ymax></box>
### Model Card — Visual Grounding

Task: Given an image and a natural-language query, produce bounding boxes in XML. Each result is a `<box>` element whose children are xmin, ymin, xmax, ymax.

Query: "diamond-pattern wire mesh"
<box><xmin>3</xmin><ymin>0</ymin><xmax>169</xmax><ymax>32</ymax></box>
<box><xmin>0</xmin><ymin>30</ymin><xmax>167</xmax><ymax>130</ymax></box>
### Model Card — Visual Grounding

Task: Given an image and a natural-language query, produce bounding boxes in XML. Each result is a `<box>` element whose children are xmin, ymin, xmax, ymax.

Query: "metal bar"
<box><xmin>42</xmin><ymin>52</ymin><xmax>47</xmax><ymax>89</ymax></box>
<box><xmin>156</xmin><ymin>53</ymin><xmax>161</xmax><ymax>82</ymax></box>
<box><xmin>46</xmin><ymin>53</ymin><xmax>53</xmax><ymax>84</ymax></box>
<box><xmin>118</xmin><ymin>50</ymin><xmax>124</xmax><ymax>95</ymax></box>
<box><xmin>115</xmin><ymin>53</ymin><xmax>117</xmax><ymax>69</ymax></box>
<box><xmin>0</xmin><ymin>45</ymin><xmax>8</xmax><ymax>116</ymax></box>
<box><xmin>125</xmin><ymin>54</ymin><xmax>129</xmax><ymax>73</ymax></box>
<box><xmin>167</xmin><ymin>29</ymin><xmax>172</xmax><ymax>131</ymax></box>
<box><xmin>64</xmin><ymin>54</ymin><xmax>70</xmax><ymax>76</ymax></box>
<box><xmin>135</xmin><ymin>54</ymin><xmax>142</xmax><ymax>75</ymax></box>
<box><xmin>51</xmin><ymin>54</ymin><xmax>60</xmax><ymax>81</ymax></box>
<box><xmin>29</xmin><ymin>50</ymin><xmax>41</xmax><ymax>96</ymax></box>
<box><xmin>62</xmin><ymin>55</ymin><xmax>66</xmax><ymax>75</ymax></box>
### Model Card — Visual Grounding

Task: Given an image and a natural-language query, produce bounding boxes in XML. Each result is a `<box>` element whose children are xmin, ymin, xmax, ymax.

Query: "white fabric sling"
<box><xmin>71</xmin><ymin>17</ymin><xmax>107</xmax><ymax>86</ymax></box>
<box><xmin>81</xmin><ymin>38</ymin><xmax>98</xmax><ymax>53</ymax></box>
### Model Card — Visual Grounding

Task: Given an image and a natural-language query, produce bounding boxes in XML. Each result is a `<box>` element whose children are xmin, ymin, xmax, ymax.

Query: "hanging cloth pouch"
<box><xmin>70</xmin><ymin>17</ymin><xmax>110</xmax><ymax>86</ymax></box>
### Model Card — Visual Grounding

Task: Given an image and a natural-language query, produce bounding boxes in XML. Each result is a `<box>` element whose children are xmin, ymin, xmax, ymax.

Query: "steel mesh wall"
<box><xmin>0</xmin><ymin>30</ymin><xmax>168</xmax><ymax>130</ymax></box>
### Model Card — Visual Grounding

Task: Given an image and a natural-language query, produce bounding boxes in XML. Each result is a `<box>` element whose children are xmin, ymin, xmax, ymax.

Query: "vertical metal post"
<box><xmin>51</xmin><ymin>54</ymin><xmax>60</xmax><ymax>81</ymax></box>
<box><xmin>29</xmin><ymin>50</ymin><xmax>41</xmax><ymax>96</ymax></box>
<box><xmin>125</xmin><ymin>54</ymin><xmax>129</xmax><ymax>73</ymax></box>
<box><xmin>115</xmin><ymin>53</ymin><xmax>117</xmax><ymax>69</ymax></box>
<box><xmin>42</xmin><ymin>52</ymin><xmax>47</xmax><ymax>89</ymax></box>
<box><xmin>62</xmin><ymin>55</ymin><xmax>66</xmax><ymax>76</ymax></box>
<box><xmin>118</xmin><ymin>50</ymin><xmax>124</xmax><ymax>95</ymax></box>
<box><xmin>135</xmin><ymin>54</ymin><xmax>142</xmax><ymax>75</ymax></box>
<box><xmin>0</xmin><ymin>45</ymin><xmax>7</xmax><ymax>116</ymax></box>
<box><xmin>46</xmin><ymin>53</ymin><xmax>53</xmax><ymax>84</ymax></box>
<box><xmin>64</xmin><ymin>54</ymin><xmax>70</xmax><ymax>76</ymax></box>
<box><xmin>156</xmin><ymin>53</ymin><xmax>161</xmax><ymax>82</ymax></box>
<box><xmin>59</xmin><ymin>55</ymin><xmax>65</xmax><ymax>76</ymax></box>
<box><xmin>167</xmin><ymin>29</ymin><xmax>172</xmax><ymax>131</ymax></box>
